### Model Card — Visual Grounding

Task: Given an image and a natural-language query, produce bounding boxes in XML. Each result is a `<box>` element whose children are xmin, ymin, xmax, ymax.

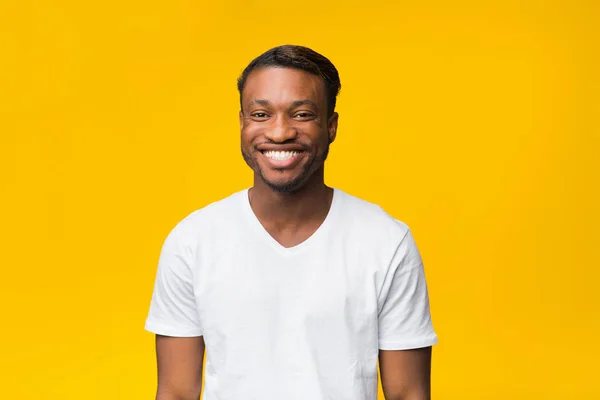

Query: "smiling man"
<box><xmin>145</xmin><ymin>45</ymin><xmax>438</xmax><ymax>400</ymax></box>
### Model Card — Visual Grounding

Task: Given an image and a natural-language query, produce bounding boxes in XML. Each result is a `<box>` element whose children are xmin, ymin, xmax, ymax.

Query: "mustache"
<box><xmin>254</xmin><ymin>140</ymin><xmax>310</xmax><ymax>150</ymax></box>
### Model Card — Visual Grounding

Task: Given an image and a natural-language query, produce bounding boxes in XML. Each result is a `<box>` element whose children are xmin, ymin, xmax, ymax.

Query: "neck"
<box><xmin>248</xmin><ymin>169</ymin><xmax>333</xmax><ymax>229</ymax></box>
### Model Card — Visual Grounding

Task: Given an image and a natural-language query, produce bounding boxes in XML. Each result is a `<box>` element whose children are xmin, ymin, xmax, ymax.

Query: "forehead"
<box><xmin>242</xmin><ymin>67</ymin><xmax>327</xmax><ymax>108</ymax></box>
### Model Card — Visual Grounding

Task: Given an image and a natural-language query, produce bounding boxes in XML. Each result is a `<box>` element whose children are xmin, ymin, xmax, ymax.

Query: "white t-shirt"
<box><xmin>145</xmin><ymin>188</ymin><xmax>437</xmax><ymax>400</ymax></box>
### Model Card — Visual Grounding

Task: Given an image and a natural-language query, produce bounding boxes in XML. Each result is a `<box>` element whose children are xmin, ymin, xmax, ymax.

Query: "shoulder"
<box><xmin>167</xmin><ymin>189</ymin><xmax>247</xmax><ymax>246</ymax></box>
<box><xmin>335</xmin><ymin>188</ymin><xmax>411</xmax><ymax>243</ymax></box>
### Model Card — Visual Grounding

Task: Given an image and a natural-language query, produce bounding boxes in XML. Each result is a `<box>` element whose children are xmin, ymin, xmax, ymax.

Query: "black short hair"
<box><xmin>237</xmin><ymin>45</ymin><xmax>341</xmax><ymax>117</ymax></box>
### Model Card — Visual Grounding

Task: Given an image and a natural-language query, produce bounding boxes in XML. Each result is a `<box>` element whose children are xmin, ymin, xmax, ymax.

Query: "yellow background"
<box><xmin>1</xmin><ymin>0</ymin><xmax>599</xmax><ymax>398</ymax></box>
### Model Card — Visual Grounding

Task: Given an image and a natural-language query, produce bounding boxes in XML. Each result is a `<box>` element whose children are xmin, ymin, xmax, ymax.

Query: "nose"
<box><xmin>264</xmin><ymin>115</ymin><xmax>297</xmax><ymax>143</ymax></box>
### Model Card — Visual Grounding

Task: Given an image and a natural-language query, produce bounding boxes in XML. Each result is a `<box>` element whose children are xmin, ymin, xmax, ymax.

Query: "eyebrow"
<box><xmin>247</xmin><ymin>99</ymin><xmax>271</xmax><ymax>108</ymax></box>
<box><xmin>291</xmin><ymin>100</ymin><xmax>318</xmax><ymax>108</ymax></box>
<box><xmin>246</xmin><ymin>99</ymin><xmax>319</xmax><ymax>109</ymax></box>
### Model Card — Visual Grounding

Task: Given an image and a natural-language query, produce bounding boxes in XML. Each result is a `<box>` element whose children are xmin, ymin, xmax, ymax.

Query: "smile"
<box><xmin>262</xmin><ymin>150</ymin><xmax>301</xmax><ymax>160</ymax></box>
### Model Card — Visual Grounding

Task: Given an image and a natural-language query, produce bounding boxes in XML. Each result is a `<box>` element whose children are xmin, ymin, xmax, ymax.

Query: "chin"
<box><xmin>261</xmin><ymin>175</ymin><xmax>306</xmax><ymax>194</ymax></box>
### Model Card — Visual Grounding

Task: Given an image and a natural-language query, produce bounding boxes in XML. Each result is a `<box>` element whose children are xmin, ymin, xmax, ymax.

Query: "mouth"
<box><xmin>262</xmin><ymin>150</ymin><xmax>302</xmax><ymax>160</ymax></box>
<box><xmin>259</xmin><ymin>149</ymin><xmax>305</xmax><ymax>169</ymax></box>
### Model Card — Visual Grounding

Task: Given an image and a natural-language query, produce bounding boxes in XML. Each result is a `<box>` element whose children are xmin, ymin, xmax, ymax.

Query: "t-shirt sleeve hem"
<box><xmin>379</xmin><ymin>334</ymin><xmax>438</xmax><ymax>350</ymax></box>
<box><xmin>144</xmin><ymin>320</ymin><xmax>203</xmax><ymax>337</ymax></box>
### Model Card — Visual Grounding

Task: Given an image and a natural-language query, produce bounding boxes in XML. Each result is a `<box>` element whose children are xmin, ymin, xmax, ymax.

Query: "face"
<box><xmin>240</xmin><ymin>67</ymin><xmax>338</xmax><ymax>194</ymax></box>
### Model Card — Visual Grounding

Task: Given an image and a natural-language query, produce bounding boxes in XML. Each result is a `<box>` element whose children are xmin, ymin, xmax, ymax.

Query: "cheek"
<box><xmin>295</xmin><ymin>123</ymin><xmax>325</xmax><ymax>140</ymax></box>
<box><xmin>240</xmin><ymin>130</ymin><xmax>255</xmax><ymax>148</ymax></box>
<box><xmin>315</xmin><ymin>128</ymin><xmax>331</xmax><ymax>147</ymax></box>
<box><xmin>241</xmin><ymin>124</ymin><xmax>262</xmax><ymax>143</ymax></box>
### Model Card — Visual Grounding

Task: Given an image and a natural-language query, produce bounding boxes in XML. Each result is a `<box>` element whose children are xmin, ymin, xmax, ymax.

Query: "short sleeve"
<box><xmin>378</xmin><ymin>228</ymin><xmax>437</xmax><ymax>350</ymax></box>
<box><xmin>144</xmin><ymin>226</ymin><xmax>203</xmax><ymax>337</ymax></box>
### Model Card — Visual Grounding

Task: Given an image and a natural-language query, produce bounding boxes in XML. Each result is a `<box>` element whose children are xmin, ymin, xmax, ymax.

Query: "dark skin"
<box><xmin>239</xmin><ymin>66</ymin><xmax>337</xmax><ymax>248</ymax></box>
<box><xmin>155</xmin><ymin>335</ymin><xmax>204</xmax><ymax>400</ymax></box>
<box><xmin>154</xmin><ymin>66</ymin><xmax>432</xmax><ymax>400</ymax></box>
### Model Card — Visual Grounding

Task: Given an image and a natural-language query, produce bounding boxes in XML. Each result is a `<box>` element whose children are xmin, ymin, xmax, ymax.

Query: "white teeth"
<box><xmin>264</xmin><ymin>150</ymin><xmax>299</xmax><ymax>160</ymax></box>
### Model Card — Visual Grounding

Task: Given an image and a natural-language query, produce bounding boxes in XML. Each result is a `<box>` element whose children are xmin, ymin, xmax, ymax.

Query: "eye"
<box><xmin>294</xmin><ymin>112</ymin><xmax>315</xmax><ymax>120</ymax></box>
<box><xmin>250</xmin><ymin>112</ymin><xmax>269</xmax><ymax>120</ymax></box>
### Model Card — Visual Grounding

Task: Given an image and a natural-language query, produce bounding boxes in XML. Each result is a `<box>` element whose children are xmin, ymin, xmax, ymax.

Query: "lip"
<box><xmin>258</xmin><ymin>149</ymin><xmax>305</xmax><ymax>169</ymax></box>
<box><xmin>257</xmin><ymin>144</ymin><xmax>306</xmax><ymax>152</ymax></box>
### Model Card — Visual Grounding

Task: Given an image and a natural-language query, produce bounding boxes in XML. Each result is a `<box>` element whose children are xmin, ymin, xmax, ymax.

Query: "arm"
<box><xmin>379</xmin><ymin>347</ymin><xmax>432</xmax><ymax>400</ymax></box>
<box><xmin>155</xmin><ymin>335</ymin><xmax>205</xmax><ymax>400</ymax></box>
<box><xmin>144</xmin><ymin>224</ymin><xmax>206</xmax><ymax>399</ymax></box>
<box><xmin>377</xmin><ymin>227</ymin><xmax>437</xmax><ymax>399</ymax></box>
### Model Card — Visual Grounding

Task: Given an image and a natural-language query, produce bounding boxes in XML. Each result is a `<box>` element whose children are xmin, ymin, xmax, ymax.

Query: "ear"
<box><xmin>328</xmin><ymin>112</ymin><xmax>339</xmax><ymax>144</ymax></box>
<box><xmin>239</xmin><ymin>110</ymin><xmax>244</xmax><ymax>130</ymax></box>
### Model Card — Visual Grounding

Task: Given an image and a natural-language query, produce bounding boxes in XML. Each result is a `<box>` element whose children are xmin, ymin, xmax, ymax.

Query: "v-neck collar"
<box><xmin>240</xmin><ymin>187</ymin><xmax>341</xmax><ymax>256</ymax></box>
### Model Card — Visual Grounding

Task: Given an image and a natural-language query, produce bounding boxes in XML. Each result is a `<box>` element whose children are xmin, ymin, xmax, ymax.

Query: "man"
<box><xmin>145</xmin><ymin>45</ymin><xmax>438</xmax><ymax>400</ymax></box>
